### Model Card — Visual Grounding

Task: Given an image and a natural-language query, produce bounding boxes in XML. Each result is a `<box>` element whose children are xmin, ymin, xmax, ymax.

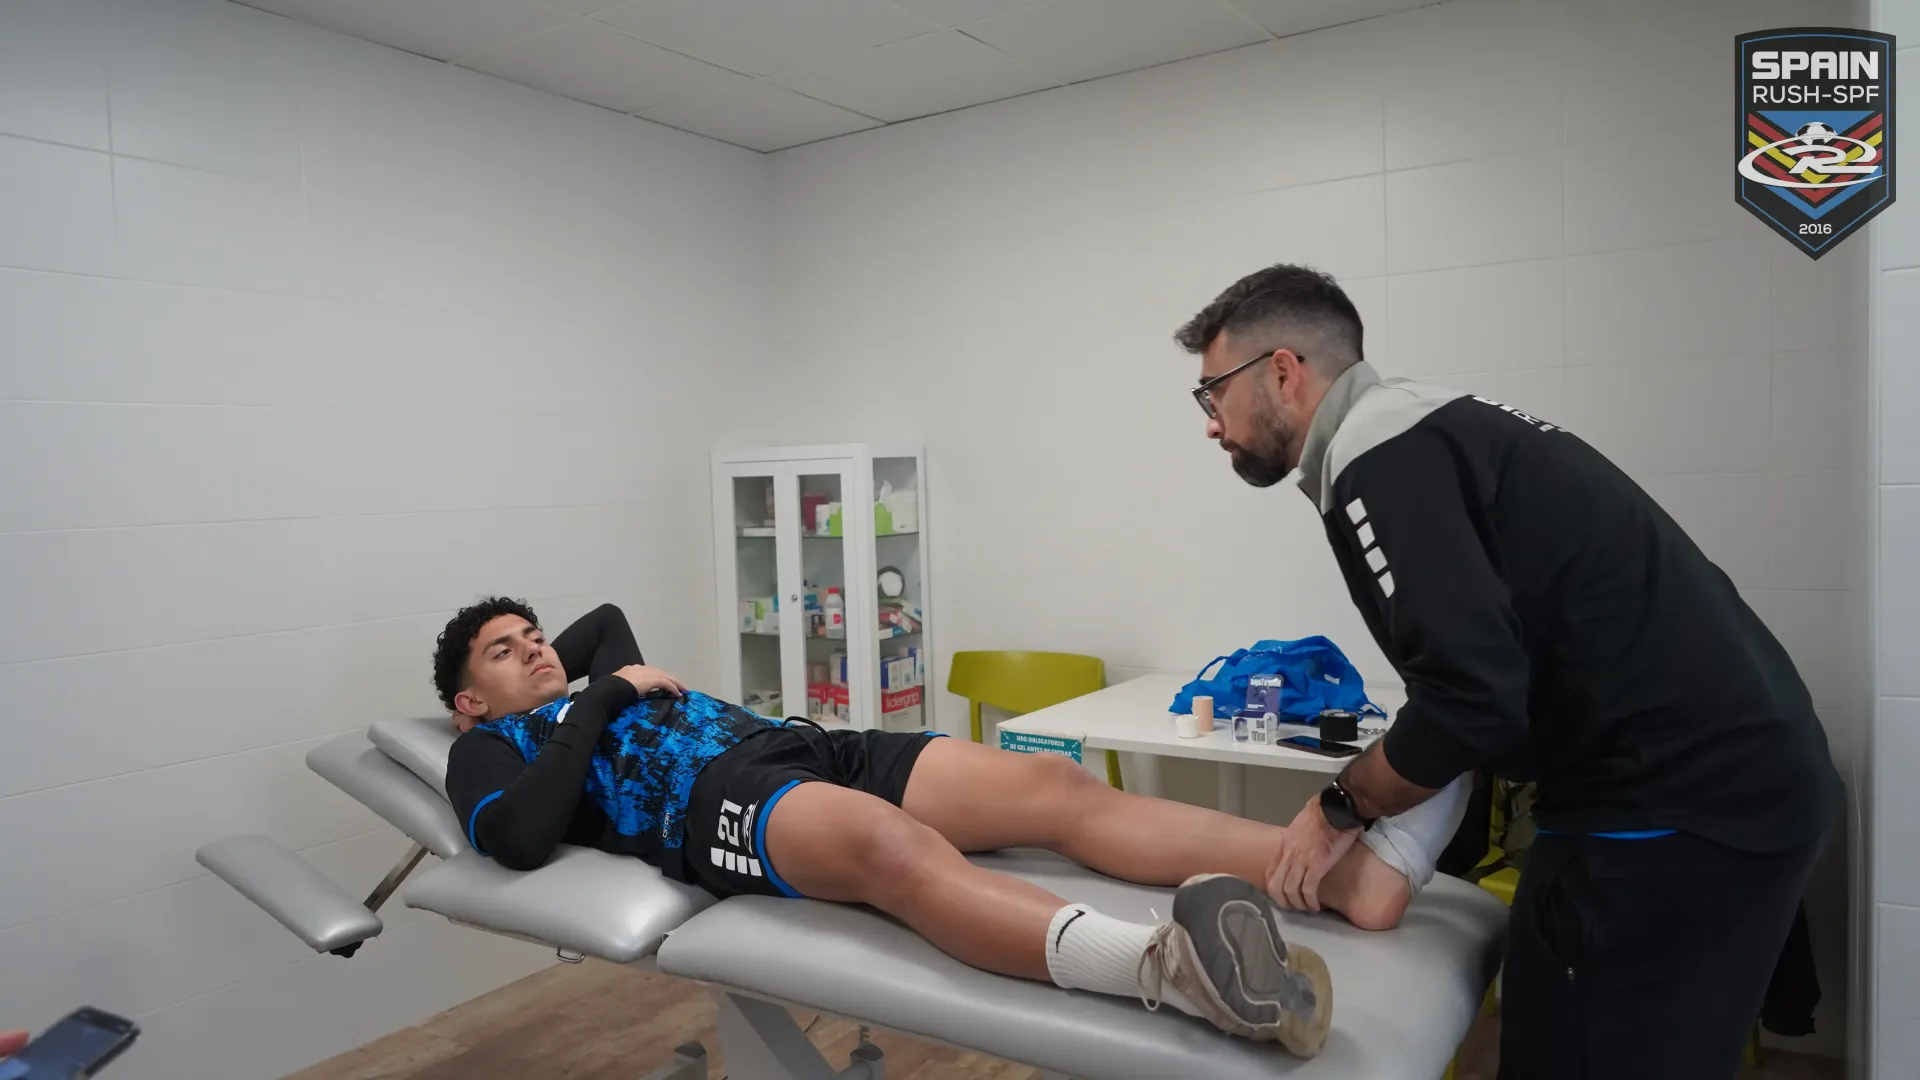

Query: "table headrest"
<box><xmin>368</xmin><ymin>716</ymin><xmax>459</xmax><ymax>801</ymax></box>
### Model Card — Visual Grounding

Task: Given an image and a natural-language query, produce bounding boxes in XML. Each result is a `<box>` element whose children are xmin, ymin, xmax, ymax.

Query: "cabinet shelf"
<box><xmin>797</xmin><ymin>529</ymin><xmax>920</xmax><ymax>540</ymax></box>
<box><xmin>743</xmin><ymin>619</ymin><xmax>899</xmax><ymax>645</ymax></box>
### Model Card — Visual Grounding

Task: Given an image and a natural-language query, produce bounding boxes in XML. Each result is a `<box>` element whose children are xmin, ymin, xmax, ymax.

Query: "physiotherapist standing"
<box><xmin>1173</xmin><ymin>263</ymin><xmax>1841</xmax><ymax>1080</ymax></box>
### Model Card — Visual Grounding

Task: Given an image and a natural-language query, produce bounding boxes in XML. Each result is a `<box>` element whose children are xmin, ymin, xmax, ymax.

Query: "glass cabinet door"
<box><xmin>729</xmin><ymin>473</ymin><xmax>784</xmax><ymax>719</ymax></box>
<box><xmin>872</xmin><ymin>455</ymin><xmax>926</xmax><ymax>731</ymax></box>
<box><xmin>794</xmin><ymin>468</ymin><xmax>854</xmax><ymax>727</ymax></box>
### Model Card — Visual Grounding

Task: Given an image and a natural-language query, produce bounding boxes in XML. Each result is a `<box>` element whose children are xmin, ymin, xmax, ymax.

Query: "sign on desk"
<box><xmin>999</xmin><ymin>730</ymin><xmax>1082</xmax><ymax>763</ymax></box>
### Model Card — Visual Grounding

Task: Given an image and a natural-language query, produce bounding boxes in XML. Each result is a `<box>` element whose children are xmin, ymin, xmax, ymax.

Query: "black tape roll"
<box><xmin>1317</xmin><ymin>709</ymin><xmax>1360</xmax><ymax>743</ymax></box>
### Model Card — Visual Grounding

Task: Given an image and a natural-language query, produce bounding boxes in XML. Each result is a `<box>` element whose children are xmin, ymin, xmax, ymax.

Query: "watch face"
<box><xmin>1320</xmin><ymin>785</ymin><xmax>1359</xmax><ymax>829</ymax></box>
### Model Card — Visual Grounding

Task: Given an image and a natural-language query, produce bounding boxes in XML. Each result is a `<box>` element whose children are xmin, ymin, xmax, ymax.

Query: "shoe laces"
<box><xmin>1138</xmin><ymin>922</ymin><xmax>1177</xmax><ymax>1013</ymax></box>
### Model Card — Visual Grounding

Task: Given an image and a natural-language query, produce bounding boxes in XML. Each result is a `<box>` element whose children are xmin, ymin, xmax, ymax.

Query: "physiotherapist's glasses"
<box><xmin>1191</xmin><ymin>350</ymin><xmax>1299</xmax><ymax>419</ymax></box>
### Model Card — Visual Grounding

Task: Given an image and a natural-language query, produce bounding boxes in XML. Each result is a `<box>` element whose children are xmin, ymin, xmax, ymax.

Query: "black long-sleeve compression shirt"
<box><xmin>444</xmin><ymin>603</ymin><xmax>645</xmax><ymax>870</ymax></box>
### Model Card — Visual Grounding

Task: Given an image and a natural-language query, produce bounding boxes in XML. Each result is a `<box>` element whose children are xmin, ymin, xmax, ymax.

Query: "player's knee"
<box><xmin>1019</xmin><ymin>750</ymin><xmax>1103</xmax><ymax>799</ymax></box>
<box><xmin>847</xmin><ymin>810</ymin><xmax>945</xmax><ymax>900</ymax></box>
<box><xmin>1022</xmin><ymin>751</ymin><xmax>1109</xmax><ymax>828</ymax></box>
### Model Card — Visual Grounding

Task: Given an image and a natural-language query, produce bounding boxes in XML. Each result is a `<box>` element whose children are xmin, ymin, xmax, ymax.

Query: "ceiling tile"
<box><xmin>892</xmin><ymin>0</ymin><xmax>1050</xmax><ymax>27</ymax></box>
<box><xmin>594</xmin><ymin>0</ymin><xmax>937</xmax><ymax>77</ymax></box>
<box><xmin>774</xmin><ymin>30</ymin><xmax>1057</xmax><ymax>123</ymax></box>
<box><xmin>965</xmin><ymin>0</ymin><xmax>1269</xmax><ymax>86</ymax></box>
<box><xmin>236</xmin><ymin>0</ymin><xmax>569</xmax><ymax>62</ymax></box>
<box><xmin>460</xmin><ymin>21</ymin><xmax>740</xmax><ymax>114</ymax></box>
<box><xmin>639</xmin><ymin>71</ymin><xmax>880</xmax><ymax>151</ymax></box>
<box><xmin>1227</xmin><ymin>0</ymin><xmax>1440</xmax><ymax>38</ymax></box>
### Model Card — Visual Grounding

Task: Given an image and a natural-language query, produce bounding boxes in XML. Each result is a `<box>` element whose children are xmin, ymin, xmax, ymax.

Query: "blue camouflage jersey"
<box><xmin>476</xmin><ymin>690</ymin><xmax>775</xmax><ymax>857</ymax></box>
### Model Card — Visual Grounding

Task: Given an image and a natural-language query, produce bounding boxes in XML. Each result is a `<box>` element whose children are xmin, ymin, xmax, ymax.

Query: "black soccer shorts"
<box><xmin>681</xmin><ymin>723</ymin><xmax>947</xmax><ymax>900</ymax></box>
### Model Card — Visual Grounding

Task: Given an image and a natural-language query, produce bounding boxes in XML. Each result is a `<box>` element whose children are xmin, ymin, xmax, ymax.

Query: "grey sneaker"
<box><xmin>1140</xmin><ymin>873</ymin><xmax>1333</xmax><ymax>1057</ymax></box>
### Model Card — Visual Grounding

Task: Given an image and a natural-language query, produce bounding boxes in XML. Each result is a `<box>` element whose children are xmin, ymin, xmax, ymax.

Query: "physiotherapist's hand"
<box><xmin>612</xmin><ymin>664</ymin><xmax>687</xmax><ymax>698</ymax></box>
<box><xmin>0</xmin><ymin>1029</ymin><xmax>28</xmax><ymax>1058</ymax></box>
<box><xmin>1266</xmin><ymin>795</ymin><xmax>1360</xmax><ymax>912</ymax></box>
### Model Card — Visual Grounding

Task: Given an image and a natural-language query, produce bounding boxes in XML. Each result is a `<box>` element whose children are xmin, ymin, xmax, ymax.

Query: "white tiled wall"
<box><xmin>0</xmin><ymin>0</ymin><xmax>768</xmax><ymax>1076</ymax></box>
<box><xmin>768</xmin><ymin>0</ymin><xmax>1870</xmax><ymax>1060</ymax></box>
<box><xmin>1873</xmin><ymin>4</ymin><xmax>1920</xmax><ymax>1077</ymax></box>
<box><xmin>1</xmin><ymin>0</ymin><xmax>1890</xmax><ymax>1074</ymax></box>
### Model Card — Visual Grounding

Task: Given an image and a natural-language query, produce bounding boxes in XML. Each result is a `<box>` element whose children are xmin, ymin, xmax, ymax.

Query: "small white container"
<box><xmin>1251</xmin><ymin>712</ymin><xmax>1275</xmax><ymax>745</ymax></box>
<box><xmin>824</xmin><ymin>588</ymin><xmax>845</xmax><ymax>639</ymax></box>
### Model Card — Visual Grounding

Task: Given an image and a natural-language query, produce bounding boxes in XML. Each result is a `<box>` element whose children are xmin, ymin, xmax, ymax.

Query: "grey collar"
<box><xmin>1295</xmin><ymin>360</ymin><xmax>1381</xmax><ymax>508</ymax></box>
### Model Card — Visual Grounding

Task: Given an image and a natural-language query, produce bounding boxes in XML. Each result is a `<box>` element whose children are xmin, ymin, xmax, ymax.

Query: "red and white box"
<box><xmin>881</xmin><ymin>685</ymin><xmax>923</xmax><ymax>729</ymax></box>
<box><xmin>807</xmin><ymin>682</ymin><xmax>850</xmax><ymax>724</ymax></box>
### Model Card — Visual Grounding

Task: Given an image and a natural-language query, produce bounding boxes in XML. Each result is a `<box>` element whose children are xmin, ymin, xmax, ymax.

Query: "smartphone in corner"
<box><xmin>0</xmin><ymin>1007</ymin><xmax>139</xmax><ymax>1079</ymax></box>
<box><xmin>1278</xmin><ymin>734</ymin><xmax>1363</xmax><ymax>758</ymax></box>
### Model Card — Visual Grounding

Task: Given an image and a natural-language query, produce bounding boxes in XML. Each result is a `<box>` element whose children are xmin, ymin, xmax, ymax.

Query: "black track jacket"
<box><xmin>1298</xmin><ymin>362</ymin><xmax>1840</xmax><ymax>853</ymax></box>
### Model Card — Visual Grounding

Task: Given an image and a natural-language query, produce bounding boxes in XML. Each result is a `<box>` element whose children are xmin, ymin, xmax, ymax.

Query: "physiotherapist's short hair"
<box><xmin>1174</xmin><ymin>263</ymin><xmax>1364</xmax><ymax>372</ymax></box>
<box><xmin>433</xmin><ymin>596</ymin><xmax>540</xmax><ymax>710</ymax></box>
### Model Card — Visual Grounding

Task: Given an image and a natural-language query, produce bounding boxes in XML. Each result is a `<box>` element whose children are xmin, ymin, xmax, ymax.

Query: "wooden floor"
<box><xmin>285</xmin><ymin>959</ymin><xmax>1032</xmax><ymax>1080</ymax></box>
<box><xmin>287</xmin><ymin>958</ymin><xmax>1841</xmax><ymax>1080</ymax></box>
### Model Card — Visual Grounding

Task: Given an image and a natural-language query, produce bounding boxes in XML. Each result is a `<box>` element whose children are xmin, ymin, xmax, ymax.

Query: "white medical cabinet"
<box><xmin>711</xmin><ymin>444</ymin><xmax>932</xmax><ymax>733</ymax></box>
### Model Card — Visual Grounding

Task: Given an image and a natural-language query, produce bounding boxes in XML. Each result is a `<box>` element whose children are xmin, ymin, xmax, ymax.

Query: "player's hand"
<box><xmin>1266</xmin><ymin>795</ymin><xmax>1360</xmax><ymax>912</ymax></box>
<box><xmin>612</xmin><ymin>664</ymin><xmax>687</xmax><ymax>697</ymax></box>
<box><xmin>0</xmin><ymin>1029</ymin><xmax>29</xmax><ymax>1058</ymax></box>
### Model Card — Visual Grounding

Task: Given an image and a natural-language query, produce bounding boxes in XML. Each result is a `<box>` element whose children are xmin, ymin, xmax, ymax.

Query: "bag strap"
<box><xmin>1195</xmin><ymin>654</ymin><xmax>1231</xmax><ymax>681</ymax></box>
<box><xmin>1461</xmin><ymin>853</ymin><xmax>1512</xmax><ymax>884</ymax></box>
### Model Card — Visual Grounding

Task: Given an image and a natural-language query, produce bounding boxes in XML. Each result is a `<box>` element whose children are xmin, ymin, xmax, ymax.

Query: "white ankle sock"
<box><xmin>1044</xmin><ymin>904</ymin><xmax>1201</xmax><ymax>1018</ymax></box>
<box><xmin>1360</xmin><ymin>772</ymin><xmax>1472</xmax><ymax>892</ymax></box>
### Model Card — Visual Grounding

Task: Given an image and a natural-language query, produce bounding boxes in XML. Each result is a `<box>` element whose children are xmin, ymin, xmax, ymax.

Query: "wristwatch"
<box><xmin>1319</xmin><ymin>779</ymin><xmax>1376</xmax><ymax>832</ymax></box>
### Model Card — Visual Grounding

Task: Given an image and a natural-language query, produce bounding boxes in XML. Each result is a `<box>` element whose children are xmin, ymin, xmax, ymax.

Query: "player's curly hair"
<box><xmin>432</xmin><ymin>596</ymin><xmax>540</xmax><ymax>711</ymax></box>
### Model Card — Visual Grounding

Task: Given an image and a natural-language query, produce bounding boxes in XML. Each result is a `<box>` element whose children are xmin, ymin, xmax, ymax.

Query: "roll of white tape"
<box><xmin>1175</xmin><ymin>713</ymin><xmax>1200</xmax><ymax>739</ymax></box>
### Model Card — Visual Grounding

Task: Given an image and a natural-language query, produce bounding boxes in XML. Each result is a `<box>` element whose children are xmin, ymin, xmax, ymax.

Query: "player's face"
<box><xmin>458</xmin><ymin>615</ymin><xmax>569</xmax><ymax>722</ymax></box>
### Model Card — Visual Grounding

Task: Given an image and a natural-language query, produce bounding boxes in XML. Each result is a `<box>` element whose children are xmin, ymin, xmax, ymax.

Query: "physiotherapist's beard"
<box><xmin>1226</xmin><ymin>389</ymin><xmax>1296</xmax><ymax>488</ymax></box>
<box><xmin>1229</xmin><ymin>439</ymin><xmax>1293</xmax><ymax>487</ymax></box>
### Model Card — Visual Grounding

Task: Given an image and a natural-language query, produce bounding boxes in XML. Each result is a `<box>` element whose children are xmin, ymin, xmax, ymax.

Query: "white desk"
<box><xmin>996</xmin><ymin>673</ymin><xmax>1404</xmax><ymax>817</ymax></box>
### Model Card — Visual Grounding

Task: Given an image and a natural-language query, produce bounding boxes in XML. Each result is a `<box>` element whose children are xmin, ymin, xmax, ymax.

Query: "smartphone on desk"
<box><xmin>0</xmin><ymin>1008</ymin><xmax>138</xmax><ymax>1079</ymax></box>
<box><xmin>1278</xmin><ymin>734</ymin><xmax>1362</xmax><ymax>758</ymax></box>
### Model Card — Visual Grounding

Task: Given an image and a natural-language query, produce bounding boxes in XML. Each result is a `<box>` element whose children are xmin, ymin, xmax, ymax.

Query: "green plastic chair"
<box><xmin>946</xmin><ymin>650</ymin><xmax>1122</xmax><ymax>789</ymax></box>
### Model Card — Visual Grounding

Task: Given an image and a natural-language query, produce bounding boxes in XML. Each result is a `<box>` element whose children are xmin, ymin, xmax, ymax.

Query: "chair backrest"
<box><xmin>947</xmin><ymin>651</ymin><xmax>1105</xmax><ymax>716</ymax></box>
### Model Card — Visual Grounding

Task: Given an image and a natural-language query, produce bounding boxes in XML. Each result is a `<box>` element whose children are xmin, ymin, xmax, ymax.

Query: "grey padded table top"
<box><xmin>307</xmin><ymin>730</ymin><xmax>467</xmax><ymax>859</ymax></box>
<box><xmin>659</xmin><ymin>849</ymin><xmax>1508</xmax><ymax>1080</ymax></box>
<box><xmin>369</xmin><ymin>715</ymin><xmax>459</xmax><ymax>800</ymax></box>
<box><xmin>372</xmin><ymin>716</ymin><xmax>718</xmax><ymax>965</ymax></box>
<box><xmin>405</xmin><ymin>844</ymin><xmax>716</xmax><ymax>964</ymax></box>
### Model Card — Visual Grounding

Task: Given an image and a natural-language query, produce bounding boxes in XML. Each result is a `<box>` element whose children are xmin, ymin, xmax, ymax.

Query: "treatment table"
<box><xmin>197</xmin><ymin>717</ymin><xmax>1508</xmax><ymax>1080</ymax></box>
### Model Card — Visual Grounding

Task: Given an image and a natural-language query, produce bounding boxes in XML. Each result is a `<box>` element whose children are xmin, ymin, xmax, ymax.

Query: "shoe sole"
<box><xmin>1172</xmin><ymin>873</ymin><xmax>1333</xmax><ymax>1058</ymax></box>
<box><xmin>1278</xmin><ymin>940</ymin><xmax>1333</xmax><ymax>1058</ymax></box>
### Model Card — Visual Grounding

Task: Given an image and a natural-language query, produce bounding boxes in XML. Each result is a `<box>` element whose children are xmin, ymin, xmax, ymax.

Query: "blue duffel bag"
<box><xmin>1169</xmin><ymin>636</ymin><xmax>1385</xmax><ymax>722</ymax></box>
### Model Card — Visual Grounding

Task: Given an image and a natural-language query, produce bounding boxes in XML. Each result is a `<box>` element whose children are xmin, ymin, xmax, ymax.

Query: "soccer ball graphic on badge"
<box><xmin>1795</xmin><ymin>121</ymin><xmax>1838</xmax><ymax>146</ymax></box>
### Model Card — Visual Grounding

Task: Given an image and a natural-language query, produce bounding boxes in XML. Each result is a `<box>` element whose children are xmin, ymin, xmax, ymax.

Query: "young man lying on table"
<box><xmin>435</xmin><ymin>598</ymin><xmax>1468</xmax><ymax>1058</ymax></box>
